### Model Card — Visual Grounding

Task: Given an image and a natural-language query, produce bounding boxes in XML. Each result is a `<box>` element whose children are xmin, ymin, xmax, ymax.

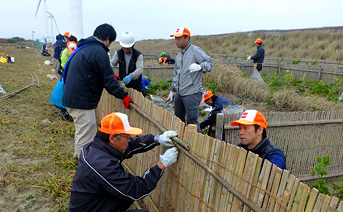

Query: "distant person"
<box><xmin>159</xmin><ymin>52</ymin><xmax>175</xmax><ymax>65</ymax></box>
<box><xmin>53</xmin><ymin>34</ymin><xmax>66</xmax><ymax>80</ymax></box>
<box><xmin>60</xmin><ymin>35</ymin><xmax>78</xmax><ymax>70</ymax></box>
<box><xmin>64</xmin><ymin>32</ymin><xmax>70</xmax><ymax>42</ymax></box>
<box><xmin>110</xmin><ymin>31</ymin><xmax>144</xmax><ymax>92</ymax></box>
<box><xmin>230</xmin><ymin>110</ymin><xmax>286</xmax><ymax>169</ymax></box>
<box><xmin>247</xmin><ymin>38</ymin><xmax>265</xmax><ymax>72</ymax></box>
<box><xmin>166</xmin><ymin>27</ymin><xmax>213</xmax><ymax>132</ymax></box>
<box><xmin>49</xmin><ymin>35</ymin><xmax>78</xmax><ymax>121</ymax></box>
<box><xmin>69</xmin><ymin>112</ymin><xmax>178</xmax><ymax>212</ymax></box>
<box><xmin>41</xmin><ymin>42</ymin><xmax>50</xmax><ymax>56</ymax></box>
<box><xmin>200</xmin><ymin>91</ymin><xmax>236</xmax><ymax>136</ymax></box>
<box><xmin>62</xmin><ymin>23</ymin><xmax>134</xmax><ymax>158</ymax></box>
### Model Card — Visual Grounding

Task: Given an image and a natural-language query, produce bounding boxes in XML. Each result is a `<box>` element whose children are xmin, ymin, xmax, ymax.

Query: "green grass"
<box><xmin>0</xmin><ymin>42</ymin><xmax>75</xmax><ymax>211</ymax></box>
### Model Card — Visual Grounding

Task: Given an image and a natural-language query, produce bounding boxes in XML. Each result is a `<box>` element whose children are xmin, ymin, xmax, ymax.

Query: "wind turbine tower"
<box><xmin>35</xmin><ymin>0</ymin><xmax>49</xmax><ymax>41</ymax></box>
<box><xmin>70</xmin><ymin>0</ymin><xmax>84</xmax><ymax>39</ymax></box>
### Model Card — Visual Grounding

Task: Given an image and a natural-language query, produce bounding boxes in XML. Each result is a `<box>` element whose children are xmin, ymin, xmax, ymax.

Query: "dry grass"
<box><xmin>122</xmin><ymin>28</ymin><xmax>343</xmax><ymax>61</ymax></box>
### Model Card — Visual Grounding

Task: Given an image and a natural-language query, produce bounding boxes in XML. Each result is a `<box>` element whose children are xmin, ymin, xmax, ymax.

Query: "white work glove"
<box><xmin>165</xmin><ymin>91</ymin><xmax>175</xmax><ymax>104</ymax></box>
<box><xmin>160</xmin><ymin>147</ymin><xmax>178</xmax><ymax>167</ymax></box>
<box><xmin>158</xmin><ymin>131</ymin><xmax>177</xmax><ymax>146</ymax></box>
<box><xmin>247</xmin><ymin>56</ymin><xmax>251</xmax><ymax>60</ymax></box>
<box><xmin>188</xmin><ymin>63</ymin><xmax>201</xmax><ymax>72</ymax></box>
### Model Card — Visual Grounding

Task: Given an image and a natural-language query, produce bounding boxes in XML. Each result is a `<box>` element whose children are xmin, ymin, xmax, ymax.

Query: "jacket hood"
<box><xmin>56</xmin><ymin>34</ymin><xmax>64</xmax><ymax>40</ymax></box>
<box><xmin>77</xmin><ymin>36</ymin><xmax>109</xmax><ymax>52</ymax></box>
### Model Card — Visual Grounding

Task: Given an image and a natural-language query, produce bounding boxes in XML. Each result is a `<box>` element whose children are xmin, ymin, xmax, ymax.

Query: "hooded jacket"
<box><xmin>171</xmin><ymin>43</ymin><xmax>213</xmax><ymax>96</ymax></box>
<box><xmin>53</xmin><ymin>34</ymin><xmax>66</xmax><ymax>59</ymax></box>
<box><xmin>62</xmin><ymin>36</ymin><xmax>128</xmax><ymax>109</ymax></box>
<box><xmin>69</xmin><ymin>135</ymin><xmax>163</xmax><ymax>212</ymax></box>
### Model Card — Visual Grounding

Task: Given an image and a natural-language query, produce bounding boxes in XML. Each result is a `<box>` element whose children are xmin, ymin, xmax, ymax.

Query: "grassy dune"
<box><xmin>111</xmin><ymin>27</ymin><xmax>343</xmax><ymax>61</ymax></box>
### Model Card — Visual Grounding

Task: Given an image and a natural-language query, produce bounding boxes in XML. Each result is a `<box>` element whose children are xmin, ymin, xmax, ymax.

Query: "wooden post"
<box><xmin>241</xmin><ymin>63</ymin><xmax>244</xmax><ymax>72</ymax></box>
<box><xmin>147</xmin><ymin>64</ymin><xmax>151</xmax><ymax>79</ymax></box>
<box><xmin>317</xmin><ymin>65</ymin><xmax>323</xmax><ymax>81</ymax></box>
<box><xmin>215</xmin><ymin>113</ymin><xmax>224</xmax><ymax>141</ymax></box>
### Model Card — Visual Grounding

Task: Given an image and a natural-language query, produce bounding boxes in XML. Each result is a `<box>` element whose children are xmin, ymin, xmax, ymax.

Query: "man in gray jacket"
<box><xmin>166</xmin><ymin>27</ymin><xmax>213</xmax><ymax>132</ymax></box>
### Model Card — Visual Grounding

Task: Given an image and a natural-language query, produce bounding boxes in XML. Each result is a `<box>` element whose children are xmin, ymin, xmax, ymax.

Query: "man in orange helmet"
<box><xmin>247</xmin><ymin>38</ymin><xmax>265</xmax><ymax>72</ymax></box>
<box><xmin>200</xmin><ymin>90</ymin><xmax>235</xmax><ymax>136</ymax></box>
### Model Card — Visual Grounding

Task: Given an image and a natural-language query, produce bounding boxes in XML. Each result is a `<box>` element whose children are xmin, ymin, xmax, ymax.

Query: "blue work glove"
<box><xmin>158</xmin><ymin>131</ymin><xmax>177</xmax><ymax>146</ymax></box>
<box><xmin>160</xmin><ymin>147</ymin><xmax>178</xmax><ymax>167</ymax></box>
<box><xmin>122</xmin><ymin>76</ymin><xmax>131</xmax><ymax>84</ymax></box>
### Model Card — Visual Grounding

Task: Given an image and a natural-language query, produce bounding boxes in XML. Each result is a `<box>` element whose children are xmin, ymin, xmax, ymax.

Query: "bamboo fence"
<box><xmin>96</xmin><ymin>88</ymin><xmax>343</xmax><ymax>211</ymax></box>
<box><xmin>222</xmin><ymin>111</ymin><xmax>343</xmax><ymax>181</ymax></box>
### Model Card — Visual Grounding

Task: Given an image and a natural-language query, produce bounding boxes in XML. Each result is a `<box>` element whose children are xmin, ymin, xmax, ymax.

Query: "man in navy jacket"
<box><xmin>200</xmin><ymin>91</ymin><xmax>235</xmax><ymax>136</ymax></box>
<box><xmin>69</xmin><ymin>112</ymin><xmax>179</xmax><ymax>212</ymax></box>
<box><xmin>230</xmin><ymin>110</ymin><xmax>286</xmax><ymax>169</ymax></box>
<box><xmin>247</xmin><ymin>38</ymin><xmax>265</xmax><ymax>72</ymax></box>
<box><xmin>62</xmin><ymin>24</ymin><xmax>133</xmax><ymax>158</ymax></box>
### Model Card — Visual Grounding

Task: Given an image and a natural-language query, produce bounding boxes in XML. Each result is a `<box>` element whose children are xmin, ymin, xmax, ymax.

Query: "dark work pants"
<box><xmin>174</xmin><ymin>92</ymin><xmax>202</xmax><ymax>132</ymax></box>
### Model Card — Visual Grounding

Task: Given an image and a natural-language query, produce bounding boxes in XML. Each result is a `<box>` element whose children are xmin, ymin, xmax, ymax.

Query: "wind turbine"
<box><xmin>70</xmin><ymin>0</ymin><xmax>84</xmax><ymax>40</ymax></box>
<box><xmin>35</xmin><ymin>0</ymin><xmax>84</xmax><ymax>41</ymax></box>
<box><xmin>35</xmin><ymin>0</ymin><xmax>49</xmax><ymax>42</ymax></box>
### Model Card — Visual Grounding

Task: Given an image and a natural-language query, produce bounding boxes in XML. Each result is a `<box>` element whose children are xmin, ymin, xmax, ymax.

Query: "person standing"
<box><xmin>230</xmin><ymin>110</ymin><xmax>286</xmax><ymax>169</ymax></box>
<box><xmin>69</xmin><ymin>112</ymin><xmax>179</xmax><ymax>212</ymax></box>
<box><xmin>110</xmin><ymin>31</ymin><xmax>144</xmax><ymax>92</ymax></box>
<box><xmin>247</xmin><ymin>38</ymin><xmax>265</xmax><ymax>72</ymax></box>
<box><xmin>52</xmin><ymin>34</ymin><xmax>66</xmax><ymax>80</ymax></box>
<box><xmin>49</xmin><ymin>35</ymin><xmax>78</xmax><ymax>121</ymax></box>
<box><xmin>200</xmin><ymin>91</ymin><xmax>236</xmax><ymax>136</ymax></box>
<box><xmin>166</xmin><ymin>27</ymin><xmax>213</xmax><ymax>132</ymax></box>
<box><xmin>62</xmin><ymin>23</ymin><xmax>134</xmax><ymax>158</ymax></box>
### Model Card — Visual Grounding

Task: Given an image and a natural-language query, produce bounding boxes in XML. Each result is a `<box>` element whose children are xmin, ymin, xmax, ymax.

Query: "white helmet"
<box><xmin>120</xmin><ymin>31</ymin><xmax>135</xmax><ymax>48</ymax></box>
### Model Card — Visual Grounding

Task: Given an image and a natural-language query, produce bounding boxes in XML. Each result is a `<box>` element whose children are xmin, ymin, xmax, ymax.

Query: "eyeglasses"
<box><xmin>120</xmin><ymin>134</ymin><xmax>131</xmax><ymax>139</ymax></box>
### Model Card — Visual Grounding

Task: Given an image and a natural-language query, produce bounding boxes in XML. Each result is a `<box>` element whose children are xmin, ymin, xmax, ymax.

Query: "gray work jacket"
<box><xmin>171</xmin><ymin>43</ymin><xmax>213</xmax><ymax>96</ymax></box>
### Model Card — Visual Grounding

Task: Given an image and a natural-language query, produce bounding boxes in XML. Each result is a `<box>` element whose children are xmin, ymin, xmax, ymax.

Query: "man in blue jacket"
<box><xmin>230</xmin><ymin>110</ymin><xmax>286</xmax><ymax>169</ymax></box>
<box><xmin>69</xmin><ymin>112</ymin><xmax>179</xmax><ymax>212</ymax></box>
<box><xmin>200</xmin><ymin>91</ymin><xmax>236</xmax><ymax>136</ymax></box>
<box><xmin>62</xmin><ymin>23</ymin><xmax>134</xmax><ymax>158</ymax></box>
<box><xmin>247</xmin><ymin>38</ymin><xmax>265</xmax><ymax>72</ymax></box>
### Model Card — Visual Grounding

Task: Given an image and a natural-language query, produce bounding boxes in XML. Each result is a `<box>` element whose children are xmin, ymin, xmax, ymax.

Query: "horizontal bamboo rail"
<box><xmin>129</xmin><ymin>102</ymin><xmax>263</xmax><ymax>212</ymax></box>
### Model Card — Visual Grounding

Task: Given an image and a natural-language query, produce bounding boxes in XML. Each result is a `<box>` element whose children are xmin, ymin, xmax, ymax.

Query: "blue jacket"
<box><xmin>200</xmin><ymin>95</ymin><xmax>235</xmax><ymax>131</ymax></box>
<box><xmin>69</xmin><ymin>135</ymin><xmax>163</xmax><ymax>212</ymax></box>
<box><xmin>53</xmin><ymin>34</ymin><xmax>66</xmax><ymax>59</ymax></box>
<box><xmin>238</xmin><ymin>137</ymin><xmax>286</xmax><ymax>169</ymax></box>
<box><xmin>251</xmin><ymin>45</ymin><xmax>265</xmax><ymax>63</ymax></box>
<box><xmin>62</xmin><ymin>36</ymin><xmax>128</xmax><ymax>109</ymax></box>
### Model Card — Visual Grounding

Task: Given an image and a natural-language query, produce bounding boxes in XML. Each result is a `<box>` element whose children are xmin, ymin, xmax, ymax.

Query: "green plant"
<box><xmin>332</xmin><ymin>178</ymin><xmax>343</xmax><ymax>201</ymax></box>
<box><xmin>311</xmin><ymin>60</ymin><xmax>318</xmax><ymax>65</ymax></box>
<box><xmin>275</xmin><ymin>58</ymin><xmax>284</xmax><ymax>64</ymax></box>
<box><xmin>26</xmin><ymin>194</ymin><xmax>35</xmax><ymax>200</ymax></box>
<box><xmin>290</xmin><ymin>59</ymin><xmax>300</xmax><ymax>64</ymax></box>
<box><xmin>203</xmin><ymin>78</ymin><xmax>218</xmax><ymax>94</ymax></box>
<box><xmin>310</xmin><ymin>156</ymin><xmax>331</xmax><ymax>196</ymax></box>
<box><xmin>223</xmin><ymin>54</ymin><xmax>229</xmax><ymax>59</ymax></box>
<box><xmin>144</xmin><ymin>78</ymin><xmax>172</xmax><ymax>96</ymax></box>
<box><xmin>199</xmin><ymin>108</ymin><xmax>207</xmax><ymax>117</ymax></box>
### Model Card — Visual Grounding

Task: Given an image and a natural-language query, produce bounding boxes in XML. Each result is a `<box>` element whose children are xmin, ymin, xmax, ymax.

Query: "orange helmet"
<box><xmin>255</xmin><ymin>39</ymin><xmax>262</xmax><ymax>44</ymax></box>
<box><xmin>64</xmin><ymin>32</ymin><xmax>70</xmax><ymax>37</ymax></box>
<box><xmin>200</xmin><ymin>91</ymin><xmax>214</xmax><ymax>104</ymax></box>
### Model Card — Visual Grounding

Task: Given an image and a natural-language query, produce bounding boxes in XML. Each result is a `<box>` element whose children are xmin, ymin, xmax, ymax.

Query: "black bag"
<box><xmin>256</xmin><ymin>63</ymin><xmax>263</xmax><ymax>71</ymax></box>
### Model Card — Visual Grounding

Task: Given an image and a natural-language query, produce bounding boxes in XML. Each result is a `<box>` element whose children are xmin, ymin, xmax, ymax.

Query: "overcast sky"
<box><xmin>1</xmin><ymin>0</ymin><xmax>342</xmax><ymax>42</ymax></box>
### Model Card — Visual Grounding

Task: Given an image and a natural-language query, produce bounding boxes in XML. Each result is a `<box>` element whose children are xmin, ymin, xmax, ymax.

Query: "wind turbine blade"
<box><xmin>35</xmin><ymin>0</ymin><xmax>42</xmax><ymax>17</ymax></box>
